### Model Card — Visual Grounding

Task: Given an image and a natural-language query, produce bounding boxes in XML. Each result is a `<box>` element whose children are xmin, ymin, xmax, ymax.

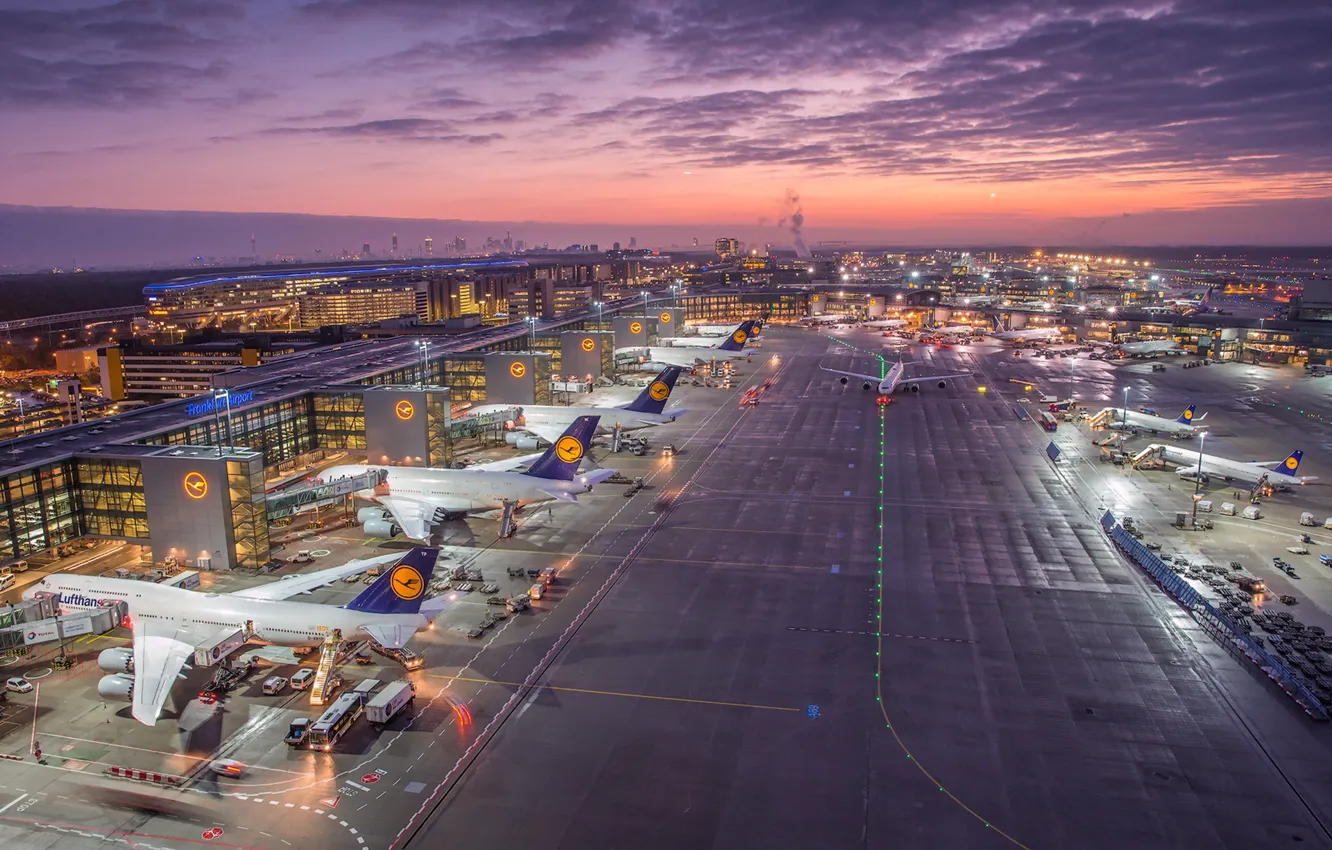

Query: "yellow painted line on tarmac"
<box><xmin>430</xmin><ymin>673</ymin><xmax>800</xmax><ymax>713</ymax></box>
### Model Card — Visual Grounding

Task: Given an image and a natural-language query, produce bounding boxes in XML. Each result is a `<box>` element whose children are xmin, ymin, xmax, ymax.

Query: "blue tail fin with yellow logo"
<box><xmin>1273</xmin><ymin>450</ymin><xmax>1303</xmax><ymax>477</ymax></box>
<box><xmin>1176</xmin><ymin>405</ymin><xmax>1197</xmax><ymax>424</ymax></box>
<box><xmin>345</xmin><ymin>547</ymin><xmax>438</xmax><ymax>615</ymax></box>
<box><xmin>623</xmin><ymin>366</ymin><xmax>682</xmax><ymax>415</ymax></box>
<box><xmin>524</xmin><ymin>415</ymin><xmax>600</xmax><ymax>481</ymax></box>
<box><xmin>715</xmin><ymin>321</ymin><xmax>757</xmax><ymax>352</ymax></box>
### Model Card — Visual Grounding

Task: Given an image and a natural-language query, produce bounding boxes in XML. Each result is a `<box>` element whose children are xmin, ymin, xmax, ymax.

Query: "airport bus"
<box><xmin>306</xmin><ymin>693</ymin><xmax>363</xmax><ymax>752</ymax></box>
<box><xmin>1038</xmin><ymin>412</ymin><xmax>1058</xmax><ymax>432</ymax></box>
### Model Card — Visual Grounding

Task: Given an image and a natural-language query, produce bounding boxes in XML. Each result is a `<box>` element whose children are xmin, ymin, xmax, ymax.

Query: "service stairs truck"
<box><xmin>365</xmin><ymin>679</ymin><xmax>416</xmax><ymax>729</ymax></box>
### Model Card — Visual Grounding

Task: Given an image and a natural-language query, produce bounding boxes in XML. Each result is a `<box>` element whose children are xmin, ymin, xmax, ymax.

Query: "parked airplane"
<box><xmin>1136</xmin><ymin>446</ymin><xmax>1317</xmax><ymax>488</ymax></box>
<box><xmin>1093</xmin><ymin>404</ymin><xmax>1207</xmax><ymax>437</ymax></box>
<box><xmin>324</xmin><ymin>416</ymin><xmax>617</xmax><ymax>539</ymax></box>
<box><xmin>991</xmin><ymin>327</ymin><xmax>1064</xmax><ymax>343</ymax></box>
<box><xmin>821</xmin><ymin>360</ymin><xmax>972</xmax><ymax>395</ymax></box>
<box><xmin>800</xmin><ymin>314</ymin><xmax>853</xmax><ymax>325</ymax></box>
<box><xmin>639</xmin><ymin>322</ymin><xmax>758</xmax><ymax>367</ymax></box>
<box><xmin>657</xmin><ymin>322</ymin><xmax>753</xmax><ymax>348</ymax></box>
<box><xmin>928</xmin><ymin>326</ymin><xmax>975</xmax><ymax>336</ymax></box>
<box><xmin>468</xmin><ymin>366</ymin><xmax>687</xmax><ymax>445</ymax></box>
<box><xmin>1116</xmin><ymin>339</ymin><xmax>1184</xmax><ymax>356</ymax></box>
<box><xmin>688</xmin><ymin>321</ymin><xmax>762</xmax><ymax>336</ymax></box>
<box><xmin>862</xmin><ymin>319</ymin><xmax>908</xmax><ymax>329</ymax></box>
<box><xmin>26</xmin><ymin>548</ymin><xmax>441</xmax><ymax>726</ymax></box>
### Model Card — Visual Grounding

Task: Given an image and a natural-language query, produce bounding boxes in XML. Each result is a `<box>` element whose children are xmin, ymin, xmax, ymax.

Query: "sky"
<box><xmin>1</xmin><ymin>0</ymin><xmax>1331</xmax><ymax>258</ymax></box>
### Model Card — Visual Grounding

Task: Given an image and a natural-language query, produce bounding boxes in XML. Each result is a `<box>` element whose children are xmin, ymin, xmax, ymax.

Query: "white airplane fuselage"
<box><xmin>641</xmin><ymin>347</ymin><xmax>749</xmax><ymax>366</ymax></box>
<box><xmin>1148</xmin><ymin>445</ymin><xmax>1306</xmax><ymax>488</ymax></box>
<box><xmin>28</xmin><ymin>575</ymin><xmax>425</xmax><ymax>648</ymax></box>
<box><xmin>1099</xmin><ymin>408</ymin><xmax>1202</xmax><ymax>437</ymax></box>
<box><xmin>327</xmin><ymin>465</ymin><xmax>597</xmax><ymax>514</ymax></box>
<box><xmin>468</xmin><ymin>404</ymin><xmax>680</xmax><ymax>436</ymax></box>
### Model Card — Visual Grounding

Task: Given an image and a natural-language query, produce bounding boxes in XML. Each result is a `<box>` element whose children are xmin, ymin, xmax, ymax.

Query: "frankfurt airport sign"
<box><xmin>187</xmin><ymin>389</ymin><xmax>255</xmax><ymax>417</ymax></box>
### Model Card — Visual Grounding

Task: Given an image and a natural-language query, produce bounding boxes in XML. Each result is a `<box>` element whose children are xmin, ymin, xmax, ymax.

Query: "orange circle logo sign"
<box><xmin>389</xmin><ymin>564</ymin><xmax>425</xmax><ymax>601</ymax></box>
<box><xmin>581</xmin><ymin>337</ymin><xmax>596</xmax><ymax>352</ymax></box>
<box><xmin>184</xmin><ymin>472</ymin><xmax>208</xmax><ymax>500</ymax></box>
<box><xmin>629</xmin><ymin>321</ymin><xmax>643</xmax><ymax>335</ymax></box>
<box><xmin>510</xmin><ymin>361</ymin><xmax>527</xmax><ymax>379</ymax></box>
<box><xmin>554</xmin><ymin>435</ymin><xmax>585</xmax><ymax>464</ymax></box>
<box><xmin>1285</xmin><ymin>456</ymin><xmax>1299</xmax><ymax>470</ymax></box>
<box><xmin>648</xmin><ymin>381</ymin><xmax>670</xmax><ymax>401</ymax></box>
<box><xmin>732</xmin><ymin>330</ymin><xmax>748</xmax><ymax>344</ymax></box>
<box><xmin>1182</xmin><ymin>409</ymin><xmax>1193</xmax><ymax>421</ymax></box>
<box><xmin>659</xmin><ymin>312</ymin><xmax>672</xmax><ymax>323</ymax></box>
<box><xmin>394</xmin><ymin>400</ymin><xmax>415</xmax><ymax>421</ymax></box>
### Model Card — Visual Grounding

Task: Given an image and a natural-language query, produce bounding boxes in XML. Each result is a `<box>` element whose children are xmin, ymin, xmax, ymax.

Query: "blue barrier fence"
<box><xmin>1101</xmin><ymin>511</ymin><xmax>1328</xmax><ymax>721</ymax></box>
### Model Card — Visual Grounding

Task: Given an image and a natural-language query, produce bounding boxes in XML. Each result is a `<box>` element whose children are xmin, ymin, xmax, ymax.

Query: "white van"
<box><xmin>290</xmin><ymin>669</ymin><xmax>316</xmax><ymax>690</ymax></box>
<box><xmin>0</xmin><ymin>574</ymin><xmax>15</xmax><ymax>592</ymax></box>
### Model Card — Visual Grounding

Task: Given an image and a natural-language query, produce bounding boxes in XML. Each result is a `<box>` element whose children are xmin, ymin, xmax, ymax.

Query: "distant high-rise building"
<box><xmin>453</xmin><ymin>236</ymin><xmax>466</xmax><ymax>254</ymax></box>
<box><xmin>715</xmin><ymin>237</ymin><xmax>740</xmax><ymax>259</ymax></box>
<box><xmin>514</xmin><ymin>240</ymin><xmax>525</xmax><ymax>252</ymax></box>
<box><xmin>425</xmin><ymin>236</ymin><xmax>433</xmax><ymax>256</ymax></box>
<box><xmin>392</xmin><ymin>233</ymin><xmax>399</xmax><ymax>254</ymax></box>
<box><xmin>612</xmin><ymin>242</ymin><xmax>621</xmax><ymax>252</ymax></box>
<box><xmin>362</xmin><ymin>242</ymin><xmax>371</xmax><ymax>256</ymax></box>
<box><xmin>503</xmin><ymin>231</ymin><xmax>513</xmax><ymax>252</ymax></box>
<box><xmin>629</xmin><ymin>236</ymin><xmax>637</xmax><ymax>249</ymax></box>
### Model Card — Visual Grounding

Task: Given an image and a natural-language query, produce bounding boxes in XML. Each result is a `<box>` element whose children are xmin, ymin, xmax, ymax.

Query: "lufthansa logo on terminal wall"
<box><xmin>510</xmin><ymin>361</ymin><xmax>527</xmax><ymax>379</ymax></box>
<box><xmin>648</xmin><ymin>381</ymin><xmax>670</xmax><ymax>401</ymax></box>
<box><xmin>581</xmin><ymin>337</ymin><xmax>596</xmax><ymax>352</ymax></box>
<box><xmin>395</xmin><ymin>400</ymin><xmax>415</xmax><ymax>421</ymax></box>
<box><xmin>554</xmin><ymin>435</ymin><xmax>585</xmax><ymax>464</ymax></box>
<box><xmin>629</xmin><ymin>321</ymin><xmax>643</xmax><ymax>335</ymax></box>
<box><xmin>389</xmin><ymin>564</ymin><xmax>425</xmax><ymax>601</ymax></box>
<box><xmin>659</xmin><ymin>312</ymin><xmax>672</xmax><ymax>323</ymax></box>
<box><xmin>184</xmin><ymin>472</ymin><xmax>208</xmax><ymax>500</ymax></box>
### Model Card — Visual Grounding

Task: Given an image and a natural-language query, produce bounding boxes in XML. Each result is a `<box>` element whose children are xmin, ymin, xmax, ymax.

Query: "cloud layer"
<box><xmin>0</xmin><ymin>0</ymin><xmax>1329</xmax><ymax>243</ymax></box>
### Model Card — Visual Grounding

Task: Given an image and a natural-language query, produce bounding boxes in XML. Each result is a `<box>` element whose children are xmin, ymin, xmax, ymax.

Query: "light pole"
<box><xmin>1121</xmin><ymin>387</ymin><xmax>1129</xmax><ymax>429</ymax></box>
<box><xmin>593</xmin><ymin>300</ymin><xmax>603</xmax><ymax>330</ymax></box>
<box><xmin>641</xmin><ymin>290</ymin><xmax>648</xmax><ymax>316</ymax></box>
<box><xmin>416</xmin><ymin>339</ymin><xmax>428</xmax><ymax>388</ymax></box>
<box><xmin>212</xmin><ymin>388</ymin><xmax>232</xmax><ymax>457</ymax></box>
<box><xmin>1192</xmin><ymin>431</ymin><xmax>1207</xmax><ymax>527</ymax></box>
<box><xmin>527</xmin><ymin>316</ymin><xmax>537</xmax><ymax>349</ymax></box>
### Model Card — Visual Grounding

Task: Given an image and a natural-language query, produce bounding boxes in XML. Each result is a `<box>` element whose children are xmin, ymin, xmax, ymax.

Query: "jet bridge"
<box><xmin>266</xmin><ymin>469</ymin><xmax>386</xmax><ymax>521</ymax></box>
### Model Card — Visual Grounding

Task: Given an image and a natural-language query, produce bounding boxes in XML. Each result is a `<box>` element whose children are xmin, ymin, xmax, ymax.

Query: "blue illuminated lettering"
<box><xmin>186</xmin><ymin>389</ymin><xmax>255</xmax><ymax>417</ymax></box>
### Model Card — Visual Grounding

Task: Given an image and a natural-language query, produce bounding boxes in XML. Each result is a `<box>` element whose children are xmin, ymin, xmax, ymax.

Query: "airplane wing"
<box><xmin>231</xmin><ymin>552</ymin><xmax>401</xmax><ymax>601</ymax></box>
<box><xmin>907</xmin><ymin>371</ymin><xmax>973</xmax><ymax>383</ymax></box>
<box><xmin>361</xmin><ymin>622</ymin><xmax>414</xmax><ymax>649</ymax></box>
<box><xmin>377</xmin><ymin>495</ymin><xmax>437</xmax><ymax>541</ymax></box>
<box><xmin>819</xmin><ymin>366</ymin><xmax>886</xmax><ymax>384</ymax></box>
<box><xmin>577</xmin><ymin>468</ymin><xmax>619</xmax><ymax>487</ymax></box>
<box><xmin>131</xmin><ymin>619</ymin><xmax>204</xmax><ymax>726</ymax></box>
<box><xmin>469</xmin><ymin>451</ymin><xmax>544</xmax><ymax>472</ymax></box>
<box><xmin>523</xmin><ymin>422</ymin><xmax>573</xmax><ymax>445</ymax></box>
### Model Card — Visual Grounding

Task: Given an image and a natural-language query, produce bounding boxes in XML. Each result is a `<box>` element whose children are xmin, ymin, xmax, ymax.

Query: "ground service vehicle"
<box><xmin>1038</xmin><ymin>412</ymin><xmax>1058</xmax><ymax>432</ymax></box>
<box><xmin>306</xmin><ymin>693</ymin><xmax>363</xmax><ymax>752</ymax></box>
<box><xmin>366</xmin><ymin>680</ymin><xmax>416</xmax><ymax>729</ymax></box>
<box><xmin>262</xmin><ymin>676</ymin><xmax>288</xmax><ymax>695</ymax></box>
<box><xmin>283</xmin><ymin>718</ymin><xmax>310</xmax><ymax>747</ymax></box>
<box><xmin>290</xmin><ymin>669</ymin><xmax>316</xmax><ymax>690</ymax></box>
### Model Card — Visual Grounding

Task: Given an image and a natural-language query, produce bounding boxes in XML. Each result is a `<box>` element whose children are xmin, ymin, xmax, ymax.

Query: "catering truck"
<box><xmin>365</xmin><ymin>679</ymin><xmax>416</xmax><ymax>729</ymax></box>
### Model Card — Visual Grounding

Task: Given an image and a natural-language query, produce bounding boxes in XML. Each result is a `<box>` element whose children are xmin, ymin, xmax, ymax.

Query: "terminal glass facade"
<box><xmin>227</xmin><ymin>459</ymin><xmax>269</xmax><ymax>570</ymax></box>
<box><xmin>76</xmin><ymin>457</ymin><xmax>149</xmax><ymax>541</ymax></box>
<box><xmin>683</xmin><ymin>291</ymin><xmax>808</xmax><ymax>324</ymax></box>
<box><xmin>312</xmin><ymin>392</ymin><xmax>366</xmax><ymax>450</ymax></box>
<box><xmin>0</xmin><ymin>461</ymin><xmax>79</xmax><ymax>560</ymax></box>
<box><xmin>138</xmin><ymin>397</ymin><xmax>316</xmax><ymax>472</ymax></box>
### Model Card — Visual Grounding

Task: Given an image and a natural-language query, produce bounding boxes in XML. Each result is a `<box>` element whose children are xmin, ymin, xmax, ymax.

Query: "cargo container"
<box><xmin>365</xmin><ymin>680</ymin><xmax>416</xmax><ymax>729</ymax></box>
<box><xmin>193</xmin><ymin>627</ymin><xmax>247</xmax><ymax>667</ymax></box>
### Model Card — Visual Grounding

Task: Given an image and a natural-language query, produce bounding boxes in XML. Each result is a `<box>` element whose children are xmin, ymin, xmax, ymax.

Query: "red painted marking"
<box><xmin>202</xmin><ymin>827</ymin><xmax>224</xmax><ymax>840</ymax></box>
<box><xmin>320</xmin><ymin>796</ymin><xmax>340</xmax><ymax>808</ymax></box>
<box><xmin>361</xmin><ymin>774</ymin><xmax>379</xmax><ymax>784</ymax></box>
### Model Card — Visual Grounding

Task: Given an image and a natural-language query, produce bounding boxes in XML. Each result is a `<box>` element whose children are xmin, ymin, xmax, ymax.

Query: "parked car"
<box><xmin>5</xmin><ymin>677</ymin><xmax>32</xmax><ymax>694</ymax></box>
<box><xmin>261</xmin><ymin>676</ymin><xmax>289</xmax><ymax>695</ymax></box>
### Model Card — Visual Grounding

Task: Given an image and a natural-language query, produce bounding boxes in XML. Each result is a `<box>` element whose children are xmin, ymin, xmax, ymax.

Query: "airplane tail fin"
<box><xmin>622</xmin><ymin>366</ymin><xmax>682</xmax><ymax>414</ymax></box>
<box><xmin>523</xmin><ymin>415</ymin><xmax>599</xmax><ymax>481</ymax></box>
<box><xmin>1177</xmin><ymin>404</ymin><xmax>1197</xmax><ymax>424</ymax></box>
<box><xmin>715</xmin><ymin>321</ymin><xmax>756</xmax><ymax>352</ymax></box>
<box><xmin>345</xmin><ymin>547</ymin><xmax>439</xmax><ymax>614</ymax></box>
<box><xmin>1273</xmin><ymin>450</ymin><xmax>1304</xmax><ymax>477</ymax></box>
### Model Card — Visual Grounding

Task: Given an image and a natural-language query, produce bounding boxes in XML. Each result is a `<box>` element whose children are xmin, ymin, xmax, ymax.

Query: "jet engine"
<box><xmin>511</xmin><ymin>437</ymin><xmax>542</xmax><ymax>450</ymax></box>
<box><xmin>97</xmin><ymin>647</ymin><xmax>134</xmax><ymax>674</ymax></box>
<box><xmin>838</xmin><ymin>376</ymin><xmax>848</xmax><ymax>385</ymax></box>
<box><xmin>357</xmin><ymin>507</ymin><xmax>392</xmax><ymax>524</ymax></box>
<box><xmin>97</xmin><ymin>674</ymin><xmax>135</xmax><ymax>702</ymax></box>
<box><xmin>862</xmin><ymin>381</ymin><xmax>873</xmax><ymax>390</ymax></box>
<box><xmin>363</xmin><ymin>519</ymin><xmax>401</xmax><ymax>539</ymax></box>
<box><xmin>909</xmin><ymin>384</ymin><xmax>920</xmax><ymax>393</ymax></box>
<box><xmin>938</xmin><ymin>381</ymin><xmax>947</xmax><ymax>389</ymax></box>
